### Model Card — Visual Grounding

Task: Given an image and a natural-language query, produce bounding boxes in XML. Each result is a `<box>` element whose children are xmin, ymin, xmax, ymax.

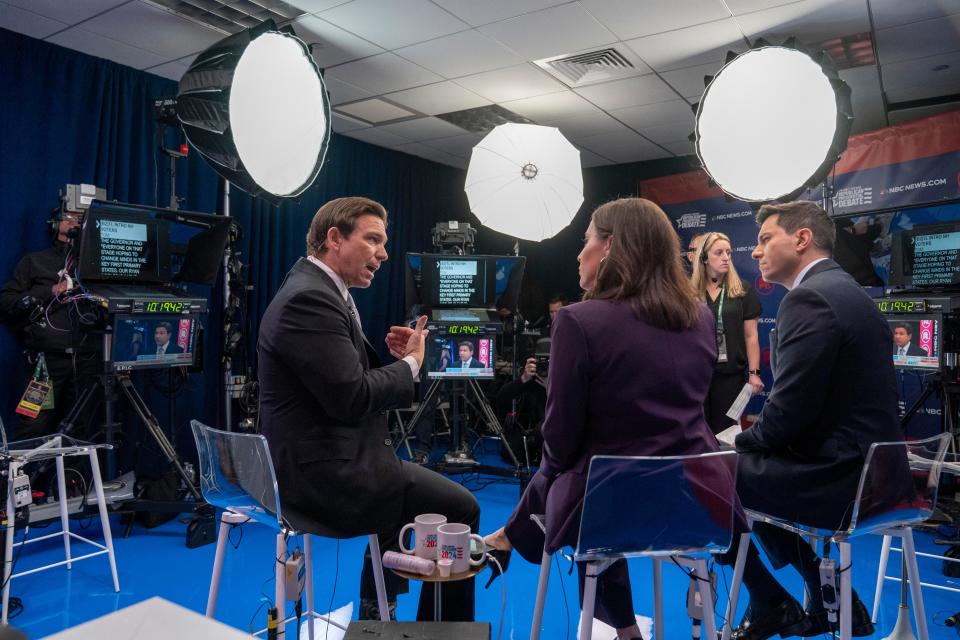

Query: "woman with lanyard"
<box><xmin>691</xmin><ymin>231</ymin><xmax>764</xmax><ymax>434</ymax></box>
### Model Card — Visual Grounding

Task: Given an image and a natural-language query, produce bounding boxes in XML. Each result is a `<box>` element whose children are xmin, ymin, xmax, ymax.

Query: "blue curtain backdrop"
<box><xmin>0</xmin><ymin>28</ymin><xmax>470</xmax><ymax>452</ymax></box>
<box><xmin>0</xmin><ymin>27</ymin><xmax>698</xmax><ymax>454</ymax></box>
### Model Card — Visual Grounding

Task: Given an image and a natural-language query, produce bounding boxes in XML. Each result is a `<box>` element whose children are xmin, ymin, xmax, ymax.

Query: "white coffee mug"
<box><xmin>399</xmin><ymin>513</ymin><xmax>446</xmax><ymax>559</ymax></box>
<box><xmin>436</xmin><ymin>523</ymin><xmax>485</xmax><ymax>574</ymax></box>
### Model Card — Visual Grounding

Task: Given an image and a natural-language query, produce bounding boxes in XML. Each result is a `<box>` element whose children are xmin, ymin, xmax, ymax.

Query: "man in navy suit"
<box><xmin>152</xmin><ymin>322</ymin><xmax>182</xmax><ymax>355</ymax></box>
<box><xmin>730</xmin><ymin>201</ymin><xmax>904</xmax><ymax>639</ymax></box>
<box><xmin>455</xmin><ymin>341</ymin><xmax>484</xmax><ymax>368</ymax></box>
<box><xmin>892</xmin><ymin>322</ymin><xmax>927</xmax><ymax>357</ymax></box>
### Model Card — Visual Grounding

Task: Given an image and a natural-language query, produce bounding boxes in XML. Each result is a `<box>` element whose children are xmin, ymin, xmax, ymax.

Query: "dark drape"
<box><xmin>0</xmin><ymin>27</ymin><xmax>699</xmax><ymax>448</ymax></box>
<box><xmin>0</xmin><ymin>28</ymin><xmax>468</xmax><ymax>444</ymax></box>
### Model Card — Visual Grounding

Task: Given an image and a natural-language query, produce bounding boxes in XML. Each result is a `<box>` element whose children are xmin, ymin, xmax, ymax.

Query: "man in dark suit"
<box><xmin>152</xmin><ymin>322</ymin><xmax>182</xmax><ymax>355</ymax></box>
<box><xmin>258</xmin><ymin>197</ymin><xmax>480</xmax><ymax>621</ymax></box>
<box><xmin>455</xmin><ymin>341</ymin><xmax>484</xmax><ymax>368</ymax></box>
<box><xmin>730</xmin><ymin>201</ymin><xmax>903</xmax><ymax>639</ymax></box>
<box><xmin>892</xmin><ymin>322</ymin><xmax>926</xmax><ymax>357</ymax></box>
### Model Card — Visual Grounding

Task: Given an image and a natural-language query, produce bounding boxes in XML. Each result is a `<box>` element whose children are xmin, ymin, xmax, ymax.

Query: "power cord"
<box><xmin>484</xmin><ymin>552</ymin><xmax>507</xmax><ymax>640</ymax></box>
<box><xmin>554</xmin><ymin>553</ymin><xmax>570</xmax><ymax>640</ymax></box>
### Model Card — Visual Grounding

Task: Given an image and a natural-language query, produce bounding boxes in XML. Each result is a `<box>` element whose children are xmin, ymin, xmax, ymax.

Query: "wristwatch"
<box><xmin>748</xmin><ymin>369</ymin><xmax>761</xmax><ymax>376</ymax></box>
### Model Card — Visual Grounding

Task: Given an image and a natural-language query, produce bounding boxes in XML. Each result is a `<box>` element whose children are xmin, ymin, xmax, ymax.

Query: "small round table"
<box><xmin>391</xmin><ymin>563</ymin><xmax>485</xmax><ymax>621</ymax></box>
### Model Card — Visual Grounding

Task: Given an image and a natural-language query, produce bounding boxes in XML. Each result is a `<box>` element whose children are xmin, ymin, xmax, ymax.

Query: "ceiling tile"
<box><xmin>624</xmin><ymin>18</ymin><xmax>747</xmax><ymax>73</ymax></box>
<box><xmin>453</xmin><ymin>63</ymin><xmax>567</xmax><ymax>102</ymax></box>
<box><xmin>317</xmin><ymin>0</ymin><xmax>468</xmax><ymax>50</ymax></box>
<box><xmin>331</xmin><ymin>112</ymin><xmax>371</xmax><ymax>133</ymax></box>
<box><xmin>541</xmin><ymin>112</ymin><xmax>631</xmax><ymax>140</ymax></box>
<box><xmin>882</xmin><ymin>51</ymin><xmax>960</xmax><ymax>96</ymax></box>
<box><xmin>662</xmin><ymin>139</ymin><xmax>697</xmax><ymax>156</ymax></box>
<box><xmin>323</xmin><ymin>76</ymin><xmax>374</xmax><ymax>105</ymax></box>
<box><xmin>637</xmin><ymin>119</ymin><xmax>695</xmax><ymax>145</ymax></box>
<box><xmin>46</xmin><ymin>26</ymin><xmax>168</xmax><ymax>69</ymax></box>
<box><xmin>876</xmin><ymin>14</ymin><xmax>960</xmax><ymax>66</ymax></box>
<box><xmin>342</xmin><ymin>127</ymin><xmax>413</xmax><ymax>148</ymax></box>
<box><xmin>4</xmin><ymin>0</ymin><xmax>126</xmax><ymax>24</ymax></box>
<box><xmin>0</xmin><ymin>1</ymin><xmax>68</xmax><ymax>39</ymax></box>
<box><xmin>580</xmin><ymin>0</ymin><xmax>730</xmax><ymax>41</ymax></box>
<box><xmin>293</xmin><ymin>15</ymin><xmax>384</xmax><ymax>68</ymax></box>
<box><xmin>285</xmin><ymin>0</ymin><xmax>353</xmax><ymax>12</ymax></box>
<box><xmin>145</xmin><ymin>59</ymin><xmax>190</xmax><ymax>81</ymax></box>
<box><xmin>576</xmin><ymin>146</ymin><xmax>615</xmax><ymax>167</ymax></box>
<box><xmin>610</xmin><ymin>99</ymin><xmax>696</xmax><ymax>129</ymax></box>
<box><xmin>737</xmin><ymin>0</ymin><xmax>870</xmax><ymax>46</ymax></box>
<box><xmin>575</xmin><ymin>130</ymin><xmax>669</xmax><ymax>163</ymax></box>
<box><xmin>660</xmin><ymin>62</ymin><xmax>724</xmax><ymax>101</ymax></box>
<box><xmin>888</xmin><ymin>103</ymin><xmax>960</xmax><ymax>126</ymax></box>
<box><xmin>723</xmin><ymin>0</ymin><xmax>801</xmax><ymax>13</ymax></box>
<box><xmin>385</xmin><ymin>81</ymin><xmax>491</xmax><ymax>115</ymax></box>
<box><xmin>421</xmin><ymin>133</ymin><xmax>484</xmax><ymax>157</ymax></box>
<box><xmin>325</xmin><ymin>52</ymin><xmax>442</xmax><ymax>94</ymax></box>
<box><xmin>886</xmin><ymin>79</ymin><xmax>960</xmax><ymax>104</ymax></box>
<box><xmin>838</xmin><ymin>64</ymin><xmax>882</xmax><ymax>96</ymax></box>
<box><xmin>391</xmin><ymin>141</ymin><xmax>464</xmax><ymax>167</ymax></box>
<box><xmin>396</xmin><ymin>29</ymin><xmax>525</xmax><ymax>78</ymax></box>
<box><xmin>501</xmin><ymin>91</ymin><xmax>600</xmax><ymax>121</ymax></box>
<box><xmin>848</xmin><ymin>91</ymin><xmax>888</xmax><ymax>134</ymax></box>
<box><xmin>868</xmin><ymin>0</ymin><xmax>960</xmax><ymax>30</ymax></box>
<box><xmin>431</xmin><ymin>0</ymin><xmax>570</xmax><ymax>27</ymax></box>
<box><xmin>376</xmin><ymin>116</ymin><xmax>470</xmax><ymax>140</ymax></box>
<box><xmin>334</xmin><ymin>98</ymin><xmax>419</xmax><ymax>123</ymax></box>
<box><xmin>574</xmin><ymin>74</ymin><xmax>679</xmax><ymax>110</ymax></box>
<box><xmin>81</xmin><ymin>1</ymin><xmax>223</xmax><ymax>59</ymax></box>
<box><xmin>478</xmin><ymin>3</ymin><xmax>617</xmax><ymax>61</ymax></box>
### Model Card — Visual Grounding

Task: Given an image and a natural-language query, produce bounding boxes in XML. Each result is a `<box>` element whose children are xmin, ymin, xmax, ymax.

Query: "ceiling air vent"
<box><xmin>535</xmin><ymin>46</ymin><xmax>643</xmax><ymax>88</ymax></box>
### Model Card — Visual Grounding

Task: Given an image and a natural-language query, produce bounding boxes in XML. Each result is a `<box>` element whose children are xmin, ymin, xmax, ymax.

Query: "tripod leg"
<box><xmin>117</xmin><ymin>377</ymin><xmax>202</xmax><ymax>501</ymax></box>
<box><xmin>467</xmin><ymin>379</ymin><xmax>521</xmax><ymax>467</ymax></box>
<box><xmin>394</xmin><ymin>380</ymin><xmax>442</xmax><ymax>454</ymax></box>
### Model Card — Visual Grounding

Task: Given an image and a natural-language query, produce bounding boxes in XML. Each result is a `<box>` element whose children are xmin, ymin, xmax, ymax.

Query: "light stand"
<box><xmin>222</xmin><ymin>181</ymin><xmax>233</xmax><ymax>431</ymax></box>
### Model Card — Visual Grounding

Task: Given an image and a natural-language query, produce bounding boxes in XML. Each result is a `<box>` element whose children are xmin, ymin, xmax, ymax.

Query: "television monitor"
<box><xmin>111</xmin><ymin>313</ymin><xmax>199</xmax><ymax>371</ymax></box>
<box><xmin>404</xmin><ymin>253</ymin><xmax>525</xmax><ymax>313</ymax></box>
<box><xmin>77</xmin><ymin>208</ymin><xmax>169</xmax><ymax>283</ymax></box>
<box><xmin>425</xmin><ymin>335</ymin><xmax>495</xmax><ymax>379</ymax></box>
<box><xmin>888</xmin><ymin>315</ymin><xmax>940</xmax><ymax>370</ymax></box>
<box><xmin>77</xmin><ymin>201</ymin><xmax>231</xmax><ymax>286</ymax></box>
<box><xmin>890</xmin><ymin>220</ymin><xmax>960</xmax><ymax>289</ymax></box>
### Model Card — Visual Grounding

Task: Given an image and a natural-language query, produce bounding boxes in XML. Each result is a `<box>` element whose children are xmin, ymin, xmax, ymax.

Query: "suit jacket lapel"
<box><xmin>298</xmin><ymin>258</ymin><xmax>378</xmax><ymax>367</ymax></box>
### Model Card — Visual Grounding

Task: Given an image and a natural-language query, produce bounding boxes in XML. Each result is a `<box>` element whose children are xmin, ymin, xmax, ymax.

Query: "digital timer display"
<box><xmin>144</xmin><ymin>301</ymin><xmax>187</xmax><ymax>314</ymax></box>
<box><xmin>876</xmin><ymin>299</ymin><xmax>926</xmax><ymax>313</ymax></box>
<box><xmin>446</xmin><ymin>325</ymin><xmax>480</xmax><ymax>335</ymax></box>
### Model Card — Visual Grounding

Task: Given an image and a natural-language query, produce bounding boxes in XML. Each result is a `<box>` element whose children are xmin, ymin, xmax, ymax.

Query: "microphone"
<box><xmin>66</xmin><ymin>226</ymin><xmax>81</xmax><ymax>240</ymax></box>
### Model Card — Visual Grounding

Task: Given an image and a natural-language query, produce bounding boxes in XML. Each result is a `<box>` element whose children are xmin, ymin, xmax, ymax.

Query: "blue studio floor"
<box><xmin>7</xmin><ymin>441</ymin><xmax>960</xmax><ymax>639</ymax></box>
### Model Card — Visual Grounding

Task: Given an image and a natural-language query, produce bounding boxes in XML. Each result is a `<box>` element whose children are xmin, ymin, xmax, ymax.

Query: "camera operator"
<box><xmin>0</xmin><ymin>207</ymin><xmax>99</xmax><ymax>439</ymax></box>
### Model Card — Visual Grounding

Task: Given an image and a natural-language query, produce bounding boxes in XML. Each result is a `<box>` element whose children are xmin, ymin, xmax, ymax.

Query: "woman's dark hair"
<box><xmin>584</xmin><ymin>198</ymin><xmax>701</xmax><ymax>330</ymax></box>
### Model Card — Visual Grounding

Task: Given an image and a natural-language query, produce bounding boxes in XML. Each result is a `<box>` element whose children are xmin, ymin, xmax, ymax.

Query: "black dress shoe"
<box><xmin>731</xmin><ymin>599</ymin><xmax>808</xmax><ymax>640</ymax></box>
<box><xmin>792</xmin><ymin>598</ymin><xmax>874</xmax><ymax>637</ymax></box>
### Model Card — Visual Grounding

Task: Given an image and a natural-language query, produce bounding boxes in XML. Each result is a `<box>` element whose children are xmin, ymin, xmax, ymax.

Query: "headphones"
<box><xmin>699</xmin><ymin>245</ymin><xmax>709</xmax><ymax>263</ymax></box>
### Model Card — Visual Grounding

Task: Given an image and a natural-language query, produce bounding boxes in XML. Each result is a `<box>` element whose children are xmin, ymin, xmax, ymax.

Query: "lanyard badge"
<box><xmin>715</xmin><ymin>286</ymin><xmax>728</xmax><ymax>363</ymax></box>
<box><xmin>16</xmin><ymin>353</ymin><xmax>54</xmax><ymax>418</ymax></box>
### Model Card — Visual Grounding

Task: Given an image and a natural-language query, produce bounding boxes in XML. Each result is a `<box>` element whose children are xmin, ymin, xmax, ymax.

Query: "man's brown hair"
<box><xmin>305</xmin><ymin>197</ymin><xmax>388</xmax><ymax>257</ymax></box>
<box><xmin>756</xmin><ymin>200</ymin><xmax>835</xmax><ymax>254</ymax></box>
<box><xmin>584</xmin><ymin>198</ymin><xmax>701</xmax><ymax>330</ymax></box>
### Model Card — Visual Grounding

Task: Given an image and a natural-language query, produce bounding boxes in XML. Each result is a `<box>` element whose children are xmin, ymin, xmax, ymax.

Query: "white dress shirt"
<box><xmin>790</xmin><ymin>257</ymin><xmax>829</xmax><ymax>290</ymax></box>
<box><xmin>307</xmin><ymin>255</ymin><xmax>419</xmax><ymax>377</ymax></box>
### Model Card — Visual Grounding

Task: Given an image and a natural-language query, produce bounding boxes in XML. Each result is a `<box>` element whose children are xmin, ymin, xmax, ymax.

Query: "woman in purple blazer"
<box><xmin>483</xmin><ymin>198</ymin><xmax>725</xmax><ymax>639</ymax></box>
